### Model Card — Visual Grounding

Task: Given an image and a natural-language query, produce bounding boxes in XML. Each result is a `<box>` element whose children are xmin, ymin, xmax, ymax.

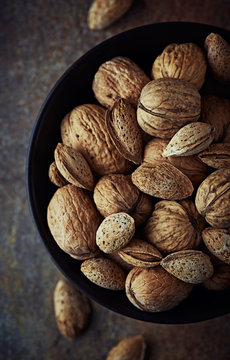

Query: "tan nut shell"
<box><xmin>203</xmin><ymin>264</ymin><xmax>230</xmax><ymax>291</ymax></box>
<box><xmin>88</xmin><ymin>0</ymin><xmax>134</xmax><ymax>30</ymax></box>
<box><xmin>195</xmin><ymin>168</ymin><xmax>230</xmax><ymax>228</ymax></box>
<box><xmin>131</xmin><ymin>162</ymin><xmax>194</xmax><ymax>200</ymax></box>
<box><xmin>54</xmin><ymin>143</ymin><xmax>94</xmax><ymax>191</ymax></box>
<box><xmin>106</xmin><ymin>335</ymin><xmax>146</xmax><ymax>360</ymax></box>
<box><xmin>60</xmin><ymin>104</ymin><xmax>131</xmax><ymax>176</ymax></box>
<box><xmin>201</xmin><ymin>95</ymin><xmax>230</xmax><ymax>143</ymax></box>
<box><xmin>137</xmin><ymin>78</ymin><xmax>201</xmax><ymax>138</ymax></box>
<box><xmin>54</xmin><ymin>279</ymin><xmax>91</xmax><ymax>340</ymax></box>
<box><xmin>47</xmin><ymin>184</ymin><xmax>101</xmax><ymax>260</ymax></box>
<box><xmin>202</xmin><ymin>228</ymin><xmax>230</xmax><ymax>264</ymax></box>
<box><xmin>106</xmin><ymin>98</ymin><xmax>143</xmax><ymax>164</ymax></box>
<box><xmin>152</xmin><ymin>42</ymin><xmax>207</xmax><ymax>90</ymax></box>
<box><xmin>81</xmin><ymin>257</ymin><xmax>126</xmax><ymax>290</ymax></box>
<box><xmin>118</xmin><ymin>238</ymin><xmax>162</xmax><ymax>267</ymax></box>
<box><xmin>93</xmin><ymin>174</ymin><xmax>153</xmax><ymax>227</ymax></box>
<box><xmin>96</xmin><ymin>212</ymin><xmax>135</xmax><ymax>253</ymax></box>
<box><xmin>143</xmin><ymin>138</ymin><xmax>210</xmax><ymax>187</ymax></box>
<box><xmin>161</xmin><ymin>250</ymin><xmax>214</xmax><ymax>284</ymax></box>
<box><xmin>92</xmin><ymin>56</ymin><xmax>150</xmax><ymax>109</ymax></box>
<box><xmin>205</xmin><ymin>33</ymin><xmax>230</xmax><ymax>83</ymax></box>
<box><xmin>162</xmin><ymin>122</ymin><xmax>215</xmax><ymax>157</ymax></box>
<box><xmin>125</xmin><ymin>266</ymin><xmax>193</xmax><ymax>312</ymax></box>
<box><xmin>48</xmin><ymin>161</ymin><xmax>68</xmax><ymax>187</ymax></box>
<box><xmin>145</xmin><ymin>199</ymin><xmax>205</xmax><ymax>254</ymax></box>
<box><xmin>198</xmin><ymin>143</ymin><xmax>230</xmax><ymax>169</ymax></box>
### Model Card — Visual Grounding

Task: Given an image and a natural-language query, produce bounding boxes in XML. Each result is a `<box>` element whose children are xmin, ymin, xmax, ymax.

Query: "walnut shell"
<box><xmin>54</xmin><ymin>279</ymin><xmax>91</xmax><ymax>340</ymax></box>
<box><xmin>137</xmin><ymin>78</ymin><xmax>201</xmax><ymax>138</ymax></box>
<box><xmin>200</xmin><ymin>95</ymin><xmax>230</xmax><ymax>143</ymax></box>
<box><xmin>93</xmin><ymin>174</ymin><xmax>153</xmax><ymax>226</ymax></box>
<box><xmin>92</xmin><ymin>56</ymin><xmax>150</xmax><ymax>109</ymax></box>
<box><xmin>145</xmin><ymin>199</ymin><xmax>205</xmax><ymax>254</ymax></box>
<box><xmin>106</xmin><ymin>335</ymin><xmax>146</xmax><ymax>360</ymax></box>
<box><xmin>47</xmin><ymin>184</ymin><xmax>102</xmax><ymax>260</ymax></box>
<box><xmin>143</xmin><ymin>138</ymin><xmax>210</xmax><ymax>187</ymax></box>
<box><xmin>125</xmin><ymin>266</ymin><xmax>193</xmax><ymax>312</ymax></box>
<box><xmin>195</xmin><ymin>168</ymin><xmax>230</xmax><ymax>228</ymax></box>
<box><xmin>60</xmin><ymin>104</ymin><xmax>131</xmax><ymax>176</ymax></box>
<box><xmin>202</xmin><ymin>227</ymin><xmax>230</xmax><ymax>264</ymax></box>
<box><xmin>152</xmin><ymin>42</ymin><xmax>207</xmax><ymax>89</ymax></box>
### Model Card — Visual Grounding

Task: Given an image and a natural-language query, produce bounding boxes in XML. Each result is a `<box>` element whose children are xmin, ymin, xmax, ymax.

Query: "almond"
<box><xmin>54</xmin><ymin>143</ymin><xmax>94</xmax><ymax>191</ymax></box>
<box><xmin>81</xmin><ymin>257</ymin><xmax>126</xmax><ymax>290</ymax></box>
<box><xmin>106</xmin><ymin>335</ymin><xmax>146</xmax><ymax>360</ymax></box>
<box><xmin>96</xmin><ymin>212</ymin><xmax>135</xmax><ymax>253</ymax></box>
<box><xmin>131</xmin><ymin>162</ymin><xmax>194</xmax><ymax>200</ymax></box>
<box><xmin>106</xmin><ymin>98</ymin><xmax>143</xmax><ymax>164</ymax></box>
<box><xmin>161</xmin><ymin>250</ymin><xmax>214</xmax><ymax>284</ymax></box>
<box><xmin>202</xmin><ymin>227</ymin><xmax>230</xmax><ymax>264</ymax></box>
<box><xmin>162</xmin><ymin>122</ymin><xmax>215</xmax><ymax>157</ymax></box>
<box><xmin>198</xmin><ymin>143</ymin><xmax>230</xmax><ymax>169</ymax></box>
<box><xmin>48</xmin><ymin>161</ymin><xmax>68</xmax><ymax>187</ymax></box>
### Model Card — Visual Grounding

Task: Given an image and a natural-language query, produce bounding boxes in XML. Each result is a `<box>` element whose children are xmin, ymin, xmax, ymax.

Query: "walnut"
<box><xmin>152</xmin><ymin>42</ymin><xmax>207</xmax><ymax>89</ymax></box>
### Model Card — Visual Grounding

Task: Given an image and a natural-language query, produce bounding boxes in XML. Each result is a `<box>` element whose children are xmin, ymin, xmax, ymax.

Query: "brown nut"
<box><xmin>88</xmin><ymin>0</ymin><xmax>134</xmax><ymax>30</ymax></box>
<box><xmin>145</xmin><ymin>199</ymin><xmax>205</xmax><ymax>254</ymax></box>
<box><xmin>96</xmin><ymin>212</ymin><xmax>135</xmax><ymax>253</ymax></box>
<box><xmin>131</xmin><ymin>162</ymin><xmax>194</xmax><ymax>200</ymax></box>
<box><xmin>54</xmin><ymin>279</ymin><xmax>91</xmax><ymax>340</ymax></box>
<box><xmin>143</xmin><ymin>138</ymin><xmax>210</xmax><ymax>187</ymax></box>
<box><xmin>106</xmin><ymin>335</ymin><xmax>146</xmax><ymax>360</ymax></box>
<box><xmin>47</xmin><ymin>184</ymin><xmax>102</xmax><ymax>260</ymax></box>
<box><xmin>201</xmin><ymin>95</ymin><xmax>230</xmax><ymax>143</ymax></box>
<box><xmin>205</xmin><ymin>32</ymin><xmax>230</xmax><ymax>83</ymax></box>
<box><xmin>125</xmin><ymin>266</ymin><xmax>193</xmax><ymax>312</ymax></box>
<box><xmin>106</xmin><ymin>98</ymin><xmax>143</xmax><ymax>164</ymax></box>
<box><xmin>60</xmin><ymin>104</ymin><xmax>131</xmax><ymax>176</ymax></box>
<box><xmin>162</xmin><ymin>122</ymin><xmax>215</xmax><ymax>157</ymax></box>
<box><xmin>161</xmin><ymin>250</ymin><xmax>214</xmax><ymax>284</ymax></box>
<box><xmin>152</xmin><ymin>42</ymin><xmax>207</xmax><ymax>90</ymax></box>
<box><xmin>137</xmin><ymin>78</ymin><xmax>201</xmax><ymax>138</ymax></box>
<box><xmin>48</xmin><ymin>161</ymin><xmax>68</xmax><ymax>187</ymax></box>
<box><xmin>93</xmin><ymin>174</ymin><xmax>153</xmax><ymax>227</ymax></box>
<box><xmin>118</xmin><ymin>238</ymin><xmax>162</xmax><ymax>268</ymax></box>
<box><xmin>198</xmin><ymin>143</ymin><xmax>230</xmax><ymax>169</ymax></box>
<box><xmin>203</xmin><ymin>264</ymin><xmax>230</xmax><ymax>291</ymax></box>
<box><xmin>202</xmin><ymin>227</ymin><xmax>230</xmax><ymax>264</ymax></box>
<box><xmin>81</xmin><ymin>257</ymin><xmax>126</xmax><ymax>290</ymax></box>
<box><xmin>92</xmin><ymin>56</ymin><xmax>150</xmax><ymax>109</ymax></box>
<box><xmin>195</xmin><ymin>168</ymin><xmax>230</xmax><ymax>228</ymax></box>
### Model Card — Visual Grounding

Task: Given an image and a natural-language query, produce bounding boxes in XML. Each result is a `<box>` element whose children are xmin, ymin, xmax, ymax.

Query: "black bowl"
<box><xmin>26</xmin><ymin>22</ymin><xmax>230</xmax><ymax>324</ymax></box>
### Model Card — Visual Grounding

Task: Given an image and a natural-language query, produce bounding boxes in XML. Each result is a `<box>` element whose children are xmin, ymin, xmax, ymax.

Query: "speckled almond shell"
<box><xmin>205</xmin><ymin>32</ymin><xmax>230</xmax><ymax>83</ymax></box>
<box><xmin>162</xmin><ymin>122</ymin><xmax>215</xmax><ymax>157</ymax></box>
<box><xmin>92</xmin><ymin>56</ymin><xmax>150</xmax><ymax>109</ymax></box>
<box><xmin>152</xmin><ymin>42</ymin><xmax>207</xmax><ymax>90</ymax></box>
<box><xmin>125</xmin><ymin>266</ymin><xmax>193</xmax><ymax>312</ymax></box>
<box><xmin>60</xmin><ymin>104</ymin><xmax>132</xmax><ymax>176</ymax></box>
<box><xmin>96</xmin><ymin>212</ymin><xmax>135</xmax><ymax>253</ymax></box>
<box><xmin>106</xmin><ymin>335</ymin><xmax>146</xmax><ymax>360</ymax></box>
<box><xmin>54</xmin><ymin>279</ymin><xmax>91</xmax><ymax>340</ymax></box>
<box><xmin>202</xmin><ymin>228</ymin><xmax>230</xmax><ymax>264</ymax></box>
<box><xmin>54</xmin><ymin>143</ymin><xmax>94</xmax><ymax>191</ymax></box>
<box><xmin>131</xmin><ymin>162</ymin><xmax>194</xmax><ymax>200</ymax></box>
<box><xmin>106</xmin><ymin>98</ymin><xmax>143</xmax><ymax>164</ymax></box>
<box><xmin>47</xmin><ymin>184</ymin><xmax>102</xmax><ymax>260</ymax></box>
<box><xmin>161</xmin><ymin>250</ymin><xmax>214</xmax><ymax>284</ymax></box>
<box><xmin>81</xmin><ymin>257</ymin><xmax>126</xmax><ymax>290</ymax></box>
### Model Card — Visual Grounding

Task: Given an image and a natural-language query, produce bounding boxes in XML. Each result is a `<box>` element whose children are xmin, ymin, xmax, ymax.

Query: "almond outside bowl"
<box><xmin>26</xmin><ymin>22</ymin><xmax>230</xmax><ymax>324</ymax></box>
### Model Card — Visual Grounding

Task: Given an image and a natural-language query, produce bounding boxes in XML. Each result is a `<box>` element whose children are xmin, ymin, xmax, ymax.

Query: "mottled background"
<box><xmin>1</xmin><ymin>0</ymin><xmax>230</xmax><ymax>359</ymax></box>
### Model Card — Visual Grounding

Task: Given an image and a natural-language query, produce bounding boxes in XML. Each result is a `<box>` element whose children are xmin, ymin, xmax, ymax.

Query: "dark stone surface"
<box><xmin>1</xmin><ymin>0</ymin><xmax>230</xmax><ymax>359</ymax></box>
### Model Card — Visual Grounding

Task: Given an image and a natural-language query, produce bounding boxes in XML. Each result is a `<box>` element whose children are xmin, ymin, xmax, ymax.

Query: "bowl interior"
<box><xmin>26</xmin><ymin>22</ymin><xmax>230</xmax><ymax>324</ymax></box>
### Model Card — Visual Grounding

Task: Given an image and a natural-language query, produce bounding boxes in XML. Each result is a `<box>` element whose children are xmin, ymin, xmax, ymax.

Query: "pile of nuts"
<box><xmin>48</xmin><ymin>32</ymin><xmax>230</xmax><ymax>313</ymax></box>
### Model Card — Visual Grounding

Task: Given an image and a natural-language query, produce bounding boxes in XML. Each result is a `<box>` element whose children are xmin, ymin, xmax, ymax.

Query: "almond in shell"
<box><xmin>202</xmin><ymin>227</ymin><xmax>230</xmax><ymax>264</ymax></box>
<box><xmin>106</xmin><ymin>98</ymin><xmax>143</xmax><ymax>164</ymax></box>
<box><xmin>106</xmin><ymin>335</ymin><xmax>146</xmax><ymax>360</ymax></box>
<box><xmin>81</xmin><ymin>257</ymin><xmax>126</xmax><ymax>290</ymax></box>
<box><xmin>161</xmin><ymin>250</ymin><xmax>214</xmax><ymax>284</ymax></box>
<box><xmin>131</xmin><ymin>162</ymin><xmax>194</xmax><ymax>200</ymax></box>
<box><xmin>96</xmin><ymin>212</ymin><xmax>135</xmax><ymax>253</ymax></box>
<box><xmin>48</xmin><ymin>161</ymin><xmax>68</xmax><ymax>187</ymax></box>
<box><xmin>162</xmin><ymin>122</ymin><xmax>215</xmax><ymax>157</ymax></box>
<box><xmin>198</xmin><ymin>143</ymin><xmax>230</xmax><ymax>169</ymax></box>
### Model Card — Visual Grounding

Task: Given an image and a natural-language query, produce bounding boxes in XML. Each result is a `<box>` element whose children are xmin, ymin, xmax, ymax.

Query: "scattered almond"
<box><xmin>106</xmin><ymin>335</ymin><xmax>146</xmax><ymax>360</ymax></box>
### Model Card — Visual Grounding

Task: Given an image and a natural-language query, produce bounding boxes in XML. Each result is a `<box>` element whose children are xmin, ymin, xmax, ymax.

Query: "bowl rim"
<box><xmin>26</xmin><ymin>21</ymin><xmax>230</xmax><ymax>324</ymax></box>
